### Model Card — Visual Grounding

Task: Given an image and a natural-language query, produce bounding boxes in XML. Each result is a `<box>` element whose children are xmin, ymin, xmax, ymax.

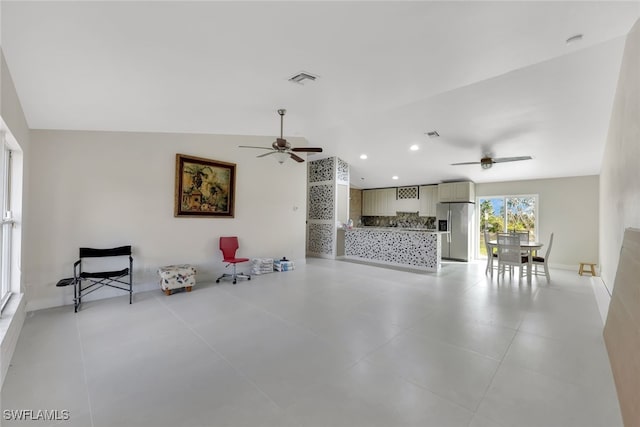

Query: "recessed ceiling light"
<box><xmin>392</xmin><ymin>176</ymin><xmax>399</xmax><ymax>180</ymax></box>
<box><xmin>410</xmin><ymin>144</ymin><xmax>419</xmax><ymax>151</ymax></box>
<box><xmin>360</xmin><ymin>154</ymin><xmax>368</xmax><ymax>160</ymax></box>
<box><xmin>426</xmin><ymin>131</ymin><xmax>440</xmax><ymax>138</ymax></box>
<box><xmin>566</xmin><ymin>34</ymin><xmax>583</xmax><ymax>45</ymax></box>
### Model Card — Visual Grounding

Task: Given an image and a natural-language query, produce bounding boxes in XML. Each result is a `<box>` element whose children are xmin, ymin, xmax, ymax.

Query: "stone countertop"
<box><xmin>347</xmin><ymin>227</ymin><xmax>446</xmax><ymax>233</ymax></box>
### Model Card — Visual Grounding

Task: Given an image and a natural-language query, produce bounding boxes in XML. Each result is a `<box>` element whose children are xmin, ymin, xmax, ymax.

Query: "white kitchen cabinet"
<box><xmin>363</xmin><ymin>188</ymin><xmax>397</xmax><ymax>216</ymax></box>
<box><xmin>395</xmin><ymin>186</ymin><xmax>419</xmax><ymax>213</ymax></box>
<box><xmin>418</xmin><ymin>185</ymin><xmax>437</xmax><ymax>217</ymax></box>
<box><xmin>438</xmin><ymin>183</ymin><xmax>453</xmax><ymax>202</ymax></box>
<box><xmin>362</xmin><ymin>189</ymin><xmax>376</xmax><ymax>216</ymax></box>
<box><xmin>454</xmin><ymin>182</ymin><xmax>475</xmax><ymax>202</ymax></box>
<box><xmin>438</xmin><ymin>182</ymin><xmax>475</xmax><ymax>203</ymax></box>
<box><xmin>378</xmin><ymin>188</ymin><xmax>397</xmax><ymax>216</ymax></box>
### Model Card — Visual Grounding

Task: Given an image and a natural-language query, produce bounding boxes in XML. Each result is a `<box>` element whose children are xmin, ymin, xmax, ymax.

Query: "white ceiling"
<box><xmin>2</xmin><ymin>1</ymin><xmax>639</xmax><ymax>188</ymax></box>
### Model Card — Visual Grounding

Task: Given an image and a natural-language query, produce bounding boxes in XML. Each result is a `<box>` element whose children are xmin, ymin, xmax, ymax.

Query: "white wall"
<box><xmin>0</xmin><ymin>49</ymin><xmax>30</xmax><ymax>387</ymax></box>
<box><xmin>476</xmin><ymin>175</ymin><xmax>599</xmax><ymax>268</ymax></box>
<box><xmin>26</xmin><ymin>130</ymin><xmax>308</xmax><ymax>311</ymax></box>
<box><xmin>600</xmin><ymin>19</ymin><xmax>640</xmax><ymax>294</ymax></box>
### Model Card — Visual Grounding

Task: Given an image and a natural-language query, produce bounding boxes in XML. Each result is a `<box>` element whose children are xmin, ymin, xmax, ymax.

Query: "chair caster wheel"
<box><xmin>216</xmin><ymin>279</ymin><xmax>220</xmax><ymax>283</ymax></box>
<box><xmin>233</xmin><ymin>280</ymin><xmax>237</xmax><ymax>285</ymax></box>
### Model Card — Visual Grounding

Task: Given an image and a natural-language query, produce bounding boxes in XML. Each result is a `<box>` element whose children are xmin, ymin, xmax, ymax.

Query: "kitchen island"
<box><xmin>344</xmin><ymin>227</ymin><xmax>446</xmax><ymax>272</ymax></box>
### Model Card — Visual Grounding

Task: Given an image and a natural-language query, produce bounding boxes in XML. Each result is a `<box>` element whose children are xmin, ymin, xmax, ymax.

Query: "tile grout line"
<box><xmin>468</xmin><ymin>278</ymin><xmax>542</xmax><ymax>417</ymax></box>
<box><xmin>153</xmin><ymin>293</ymin><xmax>283</xmax><ymax>413</ymax></box>
<box><xmin>73</xmin><ymin>313</ymin><xmax>96</xmax><ymax>427</ymax></box>
<box><xmin>209</xmin><ymin>280</ymin><xmax>410</xmax><ymax>410</ymax></box>
<box><xmin>469</xmin><ymin>321</ymin><xmax>521</xmax><ymax>425</ymax></box>
<box><xmin>346</xmin><ymin>320</ymin><xmax>481</xmax><ymax>418</ymax></box>
<box><xmin>214</xmin><ymin>281</ymin><xmax>375</xmax><ymax>358</ymax></box>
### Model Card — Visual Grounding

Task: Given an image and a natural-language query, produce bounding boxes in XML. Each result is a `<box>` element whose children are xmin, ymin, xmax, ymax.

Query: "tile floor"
<box><xmin>1</xmin><ymin>259</ymin><xmax>621</xmax><ymax>427</ymax></box>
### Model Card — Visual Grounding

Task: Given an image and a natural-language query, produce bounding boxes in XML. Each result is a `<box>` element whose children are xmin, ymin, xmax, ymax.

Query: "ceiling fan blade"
<box><xmin>492</xmin><ymin>156</ymin><xmax>532</xmax><ymax>163</ymax></box>
<box><xmin>291</xmin><ymin>147</ymin><xmax>323</xmax><ymax>153</ymax></box>
<box><xmin>257</xmin><ymin>151</ymin><xmax>278</xmax><ymax>158</ymax></box>
<box><xmin>289</xmin><ymin>153</ymin><xmax>305</xmax><ymax>163</ymax></box>
<box><xmin>239</xmin><ymin>145</ymin><xmax>273</xmax><ymax>151</ymax></box>
<box><xmin>451</xmin><ymin>161</ymin><xmax>481</xmax><ymax>166</ymax></box>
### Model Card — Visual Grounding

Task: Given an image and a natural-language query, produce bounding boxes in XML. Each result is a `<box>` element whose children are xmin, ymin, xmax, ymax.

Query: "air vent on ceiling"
<box><xmin>426</xmin><ymin>130</ymin><xmax>440</xmax><ymax>138</ymax></box>
<box><xmin>566</xmin><ymin>34</ymin><xmax>583</xmax><ymax>45</ymax></box>
<box><xmin>289</xmin><ymin>72</ymin><xmax>318</xmax><ymax>85</ymax></box>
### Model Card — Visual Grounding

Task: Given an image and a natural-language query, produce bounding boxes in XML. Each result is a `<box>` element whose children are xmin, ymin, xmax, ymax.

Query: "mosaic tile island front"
<box><xmin>344</xmin><ymin>228</ymin><xmax>447</xmax><ymax>272</ymax></box>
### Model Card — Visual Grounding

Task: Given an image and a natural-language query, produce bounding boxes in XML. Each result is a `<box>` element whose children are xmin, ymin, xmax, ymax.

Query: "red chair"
<box><xmin>216</xmin><ymin>236</ymin><xmax>251</xmax><ymax>285</ymax></box>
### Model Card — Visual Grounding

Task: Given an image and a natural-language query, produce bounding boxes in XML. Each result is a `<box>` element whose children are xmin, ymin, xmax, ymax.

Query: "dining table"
<box><xmin>488</xmin><ymin>240</ymin><xmax>544</xmax><ymax>285</ymax></box>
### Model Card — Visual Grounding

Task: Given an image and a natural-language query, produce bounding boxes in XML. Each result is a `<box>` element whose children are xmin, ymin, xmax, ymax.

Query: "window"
<box><xmin>477</xmin><ymin>195</ymin><xmax>538</xmax><ymax>258</ymax></box>
<box><xmin>0</xmin><ymin>134</ymin><xmax>13</xmax><ymax>312</ymax></box>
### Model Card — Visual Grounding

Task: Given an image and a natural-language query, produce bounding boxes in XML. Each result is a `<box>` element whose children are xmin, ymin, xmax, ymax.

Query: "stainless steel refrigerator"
<box><xmin>436</xmin><ymin>202</ymin><xmax>475</xmax><ymax>261</ymax></box>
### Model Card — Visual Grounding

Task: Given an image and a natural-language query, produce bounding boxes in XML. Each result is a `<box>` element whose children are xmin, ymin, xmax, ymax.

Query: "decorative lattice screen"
<box><xmin>397</xmin><ymin>186</ymin><xmax>418</xmax><ymax>199</ymax></box>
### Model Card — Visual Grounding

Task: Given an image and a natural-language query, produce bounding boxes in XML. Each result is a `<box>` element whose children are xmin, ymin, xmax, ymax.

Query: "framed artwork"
<box><xmin>174</xmin><ymin>154</ymin><xmax>236</xmax><ymax>218</ymax></box>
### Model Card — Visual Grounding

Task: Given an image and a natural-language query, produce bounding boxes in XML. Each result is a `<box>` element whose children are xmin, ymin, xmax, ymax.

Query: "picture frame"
<box><xmin>174</xmin><ymin>154</ymin><xmax>236</xmax><ymax>218</ymax></box>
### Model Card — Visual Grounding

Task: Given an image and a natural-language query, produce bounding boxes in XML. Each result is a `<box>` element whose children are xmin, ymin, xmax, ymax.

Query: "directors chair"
<box><xmin>73</xmin><ymin>245</ymin><xmax>133</xmax><ymax>312</ymax></box>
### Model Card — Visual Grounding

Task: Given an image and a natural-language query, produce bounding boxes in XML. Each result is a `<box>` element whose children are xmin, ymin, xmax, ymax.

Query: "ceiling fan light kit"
<box><xmin>275</xmin><ymin>152</ymin><xmax>290</xmax><ymax>164</ymax></box>
<box><xmin>239</xmin><ymin>109</ymin><xmax>323</xmax><ymax>164</ymax></box>
<box><xmin>481</xmin><ymin>158</ymin><xmax>493</xmax><ymax>169</ymax></box>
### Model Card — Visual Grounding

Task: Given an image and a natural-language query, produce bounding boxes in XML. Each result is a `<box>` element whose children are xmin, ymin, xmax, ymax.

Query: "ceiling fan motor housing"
<box><xmin>273</xmin><ymin>138</ymin><xmax>290</xmax><ymax>150</ymax></box>
<box><xmin>480</xmin><ymin>157</ymin><xmax>493</xmax><ymax>169</ymax></box>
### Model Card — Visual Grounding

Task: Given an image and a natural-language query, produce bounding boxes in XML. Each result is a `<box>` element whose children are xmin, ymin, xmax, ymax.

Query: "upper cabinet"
<box><xmin>364</xmin><ymin>182</ymin><xmax>473</xmax><ymax>216</ymax></box>
<box><xmin>438</xmin><ymin>182</ymin><xmax>475</xmax><ymax>203</ymax></box>
<box><xmin>418</xmin><ymin>185</ymin><xmax>437</xmax><ymax>217</ymax></box>
<box><xmin>379</xmin><ymin>188</ymin><xmax>397</xmax><ymax>216</ymax></box>
<box><xmin>395</xmin><ymin>186</ymin><xmax>419</xmax><ymax>213</ymax></box>
<box><xmin>362</xmin><ymin>188</ymin><xmax>396</xmax><ymax>216</ymax></box>
<box><xmin>362</xmin><ymin>189</ymin><xmax>376</xmax><ymax>216</ymax></box>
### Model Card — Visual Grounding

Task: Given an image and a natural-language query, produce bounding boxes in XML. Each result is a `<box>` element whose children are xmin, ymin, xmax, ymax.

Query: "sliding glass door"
<box><xmin>478</xmin><ymin>195</ymin><xmax>538</xmax><ymax>258</ymax></box>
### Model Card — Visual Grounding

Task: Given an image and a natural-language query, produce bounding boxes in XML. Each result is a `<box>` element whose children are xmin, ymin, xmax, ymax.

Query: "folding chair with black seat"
<box><xmin>73</xmin><ymin>245</ymin><xmax>133</xmax><ymax>312</ymax></box>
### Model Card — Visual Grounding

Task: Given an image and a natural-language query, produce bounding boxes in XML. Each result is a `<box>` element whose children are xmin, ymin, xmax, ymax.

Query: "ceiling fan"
<box><xmin>239</xmin><ymin>109</ymin><xmax>323</xmax><ymax>163</ymax></box>
<box><xmin>451</xmin><ymin>155</ymin><xmax>532</xmax><ymax>170</ymax></box>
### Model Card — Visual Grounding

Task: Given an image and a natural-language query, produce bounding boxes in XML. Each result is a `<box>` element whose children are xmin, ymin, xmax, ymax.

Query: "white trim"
<box><xmin>591</xmin><ymin>276</ymin><xmax>611</xmax><ymax>326</ymax></box>
<box><xmin>549</xmin><ymin>263</ymin><xmax>581</xmax><ymax>271</ymax></box>
<box><xmin>0</xmin><ymin>293</ymin><xmax>25</xmax><ymax>387</ymax></box>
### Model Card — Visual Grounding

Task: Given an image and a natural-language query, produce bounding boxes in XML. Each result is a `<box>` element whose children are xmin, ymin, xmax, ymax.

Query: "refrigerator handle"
<box><xmin>447</xmin><ymin>210</ymin><xmax>451</xmax><ymax>243</ymax></box>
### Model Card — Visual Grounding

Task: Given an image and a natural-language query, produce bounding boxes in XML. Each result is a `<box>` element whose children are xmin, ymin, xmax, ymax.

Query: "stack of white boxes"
<box><xmin>273</xmin><ymin>259</ymin><xmax>295</xmax><ymax>272</ymax></box>
<box><xmin>250</xmin><ymin>258</ymin><xmax>274</xmax><ymax>275</ymax></box>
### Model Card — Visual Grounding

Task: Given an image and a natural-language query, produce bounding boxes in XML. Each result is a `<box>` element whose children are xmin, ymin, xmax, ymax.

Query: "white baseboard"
<box><xmin>591</xmin><ymin>276</ymin><xmax>611</xmax><ymax>326</ymax></box>
<box><xmin>549</xmin><ymin>263</ymin><xmax>580</xmax><ymax>271</ymax></box>
<box><xmin>24</xmin><ymin>260</ymin><xmax>309</xmax><ymax>313</ymax></box>
<box><xmin>306</xmin><ymin>253</ymin><xmax>335</xmax><ymax>260</ymax></box>
<box><xmin>26</xmin><ymin>272</ymin><xmax>222</xmax><ymax>312</ymax></box>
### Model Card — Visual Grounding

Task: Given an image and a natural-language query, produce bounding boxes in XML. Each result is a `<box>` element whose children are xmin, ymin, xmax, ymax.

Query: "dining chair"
<box><xmin>532</xmin><ymin>232</ymin><xmax>554</xmax><ymax>283</ymax></box>
<box><xmin>497</xmin><ymin>234</ymin><xmax>528</xmax><ymax>283</ymax></box>
<box><xmin>484</xmin><ymin>230</ymin><xmax>498</xmax><ymax>278</ymax></box>
<box><xmin>514</xmin><ymin>231</ymin><xmax>529</xmax><ymax>243</ymax></box>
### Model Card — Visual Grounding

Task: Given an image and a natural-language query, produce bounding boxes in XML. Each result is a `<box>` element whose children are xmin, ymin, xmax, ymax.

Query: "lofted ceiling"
<box><xmin>1</xmin><ymin>1</ymin><xmax>639</xmax><ymax>188</ymax></box>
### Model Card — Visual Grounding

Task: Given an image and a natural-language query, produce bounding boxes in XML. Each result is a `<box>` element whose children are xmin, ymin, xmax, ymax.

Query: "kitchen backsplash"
<box><xmin>361</xmin><ymin>212</ymin><xmax>436</xmax><ymax>229</ymax></box>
